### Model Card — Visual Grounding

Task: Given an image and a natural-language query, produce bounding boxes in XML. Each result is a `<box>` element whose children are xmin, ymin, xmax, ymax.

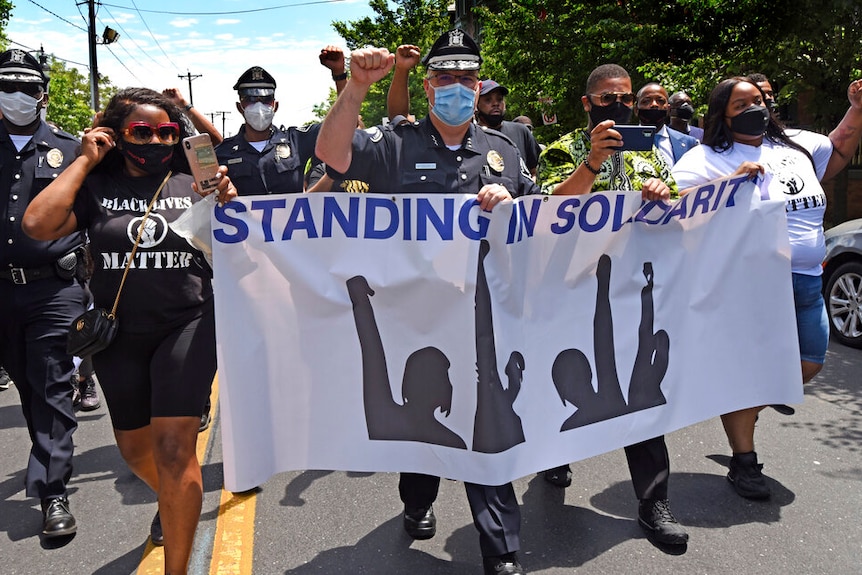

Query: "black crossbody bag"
<box><xmin>67</xmin><ymin>171</ymin><xmax>172</xmax><ymax>356</ymax></box>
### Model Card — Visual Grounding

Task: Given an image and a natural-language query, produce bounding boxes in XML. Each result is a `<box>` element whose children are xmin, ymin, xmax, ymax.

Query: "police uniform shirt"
<box><xmin>495</xmin><ymin>120</ymin><xmax>541</xmax><ymax>173</ymax></box>
<box><xmin>326</xmin><ymin>118</ymin><xmax>539</xmax><ymax>197</ymax></box>
<box><xmin>72</xmin><ymin>171</ymin><xmax>213</xmax><ymax>332</ymax></box>
<box><xmin>215</xmin><ymin>123</ymin><xmax>321</xmax><ymax>196</ymax></box>
<box><xmin>0</xmin><ymin>121</ymin><xmax>83</xmax><ymax>269</ymax></box>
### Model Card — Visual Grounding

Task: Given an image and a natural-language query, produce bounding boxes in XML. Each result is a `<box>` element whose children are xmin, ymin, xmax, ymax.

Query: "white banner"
<box><xmin>212</xmin><ymin>176</ymin><xmax>802</xmax><ymax>492</ymax></box>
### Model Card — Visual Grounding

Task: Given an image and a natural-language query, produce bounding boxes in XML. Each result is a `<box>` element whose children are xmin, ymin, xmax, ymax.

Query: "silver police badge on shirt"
<box><xmin>275</xmin><ymin>143</ymin><xmax>291</xmax><ymax>159</ymax></box>
<box><xmin>486</xmin><ymin>150</ymin><xmax>504</xmax><ymax>173</ymax></box>
<box><xmin>46</xmin><ymin>148</ymin><xmax>64</xmax><ymax>168</ymax></box>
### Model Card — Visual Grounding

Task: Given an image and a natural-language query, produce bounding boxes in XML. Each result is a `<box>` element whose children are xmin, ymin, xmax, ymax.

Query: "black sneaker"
<box><xmin>150</xmin><ymin>510</ymin><xmax>164</xmax><ymax>546</ymax></box>
<box><xmin>403</xmin><ymin>505</ymin><xmax>436</xmax><ymax>540</ymax></box>
<box><xmin>483</xmin><ymin>552</ymin><xmax>525</xmax><ymax>575</ymax></box>
<box><xmin>542</xmin><ymin>464</ymin><xmax>572</xmax><ymax>488</ymax></box>
<box><xmin>727</xmin><ymin>451</ymin><xmax>771</xmax><ymax>499</ymax></box>
<box><xmin>79</xmin><ymin>373</ymin><xmax>102</xmax><ymax>411</ymax></box>
<box><xmin>638</xmin><ymin>498</ymin><xmax>689</xmax><ymax>545</ymax></box>
<box><xmin>0</xmin><ymin>366</ymin><xmax>12</xmax><ymax>390</ymax></box>
<box><xmin>70</xmin><ymin>372</ymin><xmax>82</xmax><ymax>408</ymax></box>
<box><xmin>199</xmin><ymin>411</ymin><xmax>212</xmax><ymax>433</ymax></box>
<box><xmin>770</xmin><ymin>404</ymin><xmax>796</xmax><ymax>416</ymax></box>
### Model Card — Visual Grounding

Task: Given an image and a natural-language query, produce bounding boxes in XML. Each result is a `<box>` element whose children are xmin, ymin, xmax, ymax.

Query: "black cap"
<box><xmin>422</xmin><ymin>29</ymin><xmax>482</xmax><ymax>71</ymax></box>
<box><xmin>0</xmin><ymin>49</ymin><xmax>48</xmax><ymax>85</ymax></box>
<box><xmin>233</xmin><ymin>66</ymin><xmax>276</xmax><ymax>97</ymax></box>
<box><xmin>479</xmin><ymin>80</ymin><xmax>508</xmax><ymax>96</ymax></box>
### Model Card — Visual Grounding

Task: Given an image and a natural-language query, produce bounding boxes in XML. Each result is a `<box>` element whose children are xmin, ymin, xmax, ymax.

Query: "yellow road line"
<box><xmin>138</xmin><ymin>376</ymin><xmax>227</xmax><ymax>574</ymax></box>
<box><xmin>209</xmin><ymin>489</ymin><xmax>257</xmax><ymax>574</ymax></box>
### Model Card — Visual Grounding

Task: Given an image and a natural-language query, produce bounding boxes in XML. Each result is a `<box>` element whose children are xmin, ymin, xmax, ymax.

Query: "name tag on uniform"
<box><xmin>415</xmin><ymin>163</ymin><xmax>436</xmax><ymax>170</ymax></box>
<box><xmin>227</xmin><ymin>158</ymin><xmax>243</xmax><ymax>164</ymax></box>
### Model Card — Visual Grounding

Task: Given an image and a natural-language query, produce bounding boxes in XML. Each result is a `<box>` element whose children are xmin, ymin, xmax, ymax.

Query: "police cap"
<box><xmin>233</xmin><ymin>66</ymin><xmax>276</xmax><ymax>97</ymax></box>
<box><xmin>0</xmin><ymin>49</ymin><xmax>48</xmax><ymax>85</ymax></box>
<box><xmin>422</xmin><ymin>29</ymin><xmax>482</xmax><ymax>71</ymax></box>
<box><xmin>479</xmin><ymin>80</ymin><xmax>508</xmax><ymax>96</ymax></box>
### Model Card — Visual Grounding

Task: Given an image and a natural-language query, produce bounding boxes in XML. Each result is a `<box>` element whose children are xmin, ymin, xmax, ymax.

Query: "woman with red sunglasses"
<box><xmin>23</xmin><ymin>87</ymin><xmax>235</xmax><ymax>575</ymax></box>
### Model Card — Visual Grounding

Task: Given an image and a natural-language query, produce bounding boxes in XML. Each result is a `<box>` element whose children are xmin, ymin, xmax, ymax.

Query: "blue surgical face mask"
<box><xmin>431</xmin><ymin>83</ymin><xmax>476</xmax><ymax>127</ymax></box>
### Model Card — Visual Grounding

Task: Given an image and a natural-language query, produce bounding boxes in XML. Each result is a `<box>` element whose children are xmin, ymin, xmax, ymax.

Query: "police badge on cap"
<box><xmin>422</xmin><ymin>29</ymin><xmax>482</xmax><ymax>71</ymax></box>
<box><xmin>233</xmin><ymin>66</ymin><xmax>276</xmax><ymax>97</ymax></box>
<box><xmin>0</xmin><ymin>49</ymin><xmax>49</xmax><ymax>85</ymax></box>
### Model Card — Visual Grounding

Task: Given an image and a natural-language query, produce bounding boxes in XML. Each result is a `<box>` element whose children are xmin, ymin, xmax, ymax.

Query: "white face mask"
<box><xmin>243</xmin><ymin>102</ymin><xmax>275</xmax><ymax>131</ymax></box>
<box><xmin>0</xmin><ymin>91</ymin><xmax>41</xmax><ymax>126</ymax></box>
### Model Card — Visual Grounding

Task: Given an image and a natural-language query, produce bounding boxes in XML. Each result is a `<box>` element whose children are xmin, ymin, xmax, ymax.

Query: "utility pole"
<box><xmin>83</xmin><ymin>0</ymin><xmax>119</xmax><ymax>112</ymax></box>
<box><xmin>214</xmin><ymin>111</ymin><xmax>231</xmax><ymax>137</ymax></box>
<box><xmin>86</xmin><ymin>0</ymin><xmax>98</xmax><ymax>111</ymax></box>
<box><xmin>178</xmin><ymin>70</ymin><xmax>202</xmax><ymax>105</ymax></box>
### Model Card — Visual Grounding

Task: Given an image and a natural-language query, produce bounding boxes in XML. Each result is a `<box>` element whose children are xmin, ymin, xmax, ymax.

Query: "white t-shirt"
<box><xmin>672</xmin><ymin>131</ymin><xmax>832</xmax><ymax>275</ymax></box>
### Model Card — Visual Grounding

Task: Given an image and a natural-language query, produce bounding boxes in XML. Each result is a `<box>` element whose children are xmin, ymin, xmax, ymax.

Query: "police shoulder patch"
<box><xmin>365</xmin><ymin>126</ymin><xmax>384</xmax><ymax>143</ymax></box>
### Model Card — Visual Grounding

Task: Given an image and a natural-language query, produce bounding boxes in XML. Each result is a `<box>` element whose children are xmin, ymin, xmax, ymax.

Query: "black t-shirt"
<box><xmin>73</xmin><ymin>171</ymin><xmax>212</xmax><ymax>332</ymax></box>
<box><xmin>496</xmin><ymin>121</ymin><xmax>541</xmax><ymax>172</ymax></box>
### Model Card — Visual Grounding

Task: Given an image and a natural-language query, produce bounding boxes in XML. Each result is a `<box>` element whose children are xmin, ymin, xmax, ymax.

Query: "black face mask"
<box><xmin>730</xmin><ymin>105</ymin><xmax>770</xmax><ymax>136</ymax></box>
<box><xmin>637</xmin><ymin>107</ymin><xmax>668</xmax><ymax>127</ymax></box>
<box><xmin>475</xmin><ymin>109</ymin><xmax>504</xmax><ymax>128</ymax></box>
<box><xmin>588</xmin><ymin>101</ymin><xmax>633</xmax><ymax>126</ymax></box>
<box><xmin>118</xmin><ymin>141</ymin><xmax>174</xmax><ymax>175</ymax></box>
<box><xmin>672</xmin><ymin>103</ymin><xmax>694</xmax><ymax>121</ymax></box>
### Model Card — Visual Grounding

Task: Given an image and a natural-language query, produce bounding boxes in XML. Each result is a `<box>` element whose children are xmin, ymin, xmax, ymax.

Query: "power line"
<box><xmin>97</xmin><ymin>9</ymin><xmax>154</xmax><ymax>74</ymax></box>
<box><xmin>128</xmin><ymin>0</ymin><xmax>182</xmax><ymax>72</ymax></box>
<box><xmin>99</xmin><ymin>0</ymin><xmax>348</xmax><ymax>16</ymax></box>
<box><xmin>104</xmin><ymin>44</ymin><xmax>144</xmax><ymax>84</ymax></box>
<box><xmin>92</xmin><ymin>4</ymin><xmax>164</xmax><ymax>70</ymax></box>
<box><xmin>26</xmin><ymin>0</ymin><xmax>87</xmax><ymax>32</ymax></box>
<box><xmin>7</xmin><ymin>38</ymin><xmax>90</xmax><ymax>68</ymax></box>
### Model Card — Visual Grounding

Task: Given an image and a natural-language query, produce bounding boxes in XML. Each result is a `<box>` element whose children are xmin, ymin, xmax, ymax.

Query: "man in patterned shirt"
<box><xmin>537</xmin><ymin>64</ymin><xmax>688</xmax><ymax>547</ymax></box>
<box><xmin>538</xmin><ymin>64</ymin><xmax>675</xmax><ymax>198</ymax></box>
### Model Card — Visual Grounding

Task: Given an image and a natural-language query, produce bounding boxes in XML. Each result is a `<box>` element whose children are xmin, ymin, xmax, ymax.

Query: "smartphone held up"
<box><xmin>183</xmin><ymin>134</ymin><xmax>220</xmax><ymax>194</ymax></box>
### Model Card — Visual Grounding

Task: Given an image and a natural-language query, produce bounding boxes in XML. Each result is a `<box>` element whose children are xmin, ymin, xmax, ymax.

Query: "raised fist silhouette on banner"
<box><xmin>472</xmin><ymin>240</ymin><xmax>526</xmax><ymax>454</ymax></box>
<box><xmin>552</xmin><ymin>254</ymin><xmax>669</xmax><ymax>431</ymax></box>
<box><xmin>347</xmin><ymin>275</ymin><xmax>467</xmax><ymax>449</ymax></box>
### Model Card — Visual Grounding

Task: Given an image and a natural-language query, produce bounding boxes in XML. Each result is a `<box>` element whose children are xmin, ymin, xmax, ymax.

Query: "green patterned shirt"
<box><xmin>538</xmin><ymin>128</ymin><xmax>678</xmax><ymax>196</ymax></box>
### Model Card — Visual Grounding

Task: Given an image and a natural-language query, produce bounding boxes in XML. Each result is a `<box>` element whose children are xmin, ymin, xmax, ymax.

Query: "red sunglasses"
<box><xmin>123</xmin><ymin>121</ymin><xmax>180</xmax><ymax>145</ymax></box>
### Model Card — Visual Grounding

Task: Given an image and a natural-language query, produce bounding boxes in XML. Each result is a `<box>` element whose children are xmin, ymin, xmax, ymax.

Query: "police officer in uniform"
<box><xmin>216</xmin><ymin>52</ymin><xmax>346</xmax><ymax>195</ymax></box>
<box><xmin>0</xmin><ymin>49</ymin><xmax>85</xmax><ymax>538</ymax></box>
<box><xmin>215</xmin><ymin>66</ymin><xmax>318</xmax><ymax>195</ymax></box>
<box><xmin>316</xmin><ymin>30</ymin><xmax>537</xmax><ymax>575</ymax></box>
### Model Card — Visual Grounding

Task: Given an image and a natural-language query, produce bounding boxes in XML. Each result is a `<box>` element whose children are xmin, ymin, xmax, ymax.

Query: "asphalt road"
<box><xmin>1</xmin><ymin>339</ymin><xmax>860</xmax><ymax>575</ymax></box>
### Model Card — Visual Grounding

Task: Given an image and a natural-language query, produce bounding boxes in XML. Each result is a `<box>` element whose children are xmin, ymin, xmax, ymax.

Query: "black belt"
<box><xmin>0</xmin><ymin>264</ymin><xmax>57</xmax><ymax>284</ymax></box>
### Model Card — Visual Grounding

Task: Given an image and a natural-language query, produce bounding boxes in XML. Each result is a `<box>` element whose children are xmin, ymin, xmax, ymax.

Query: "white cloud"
<box><xmin>103</xmin><ymin>12</ymin><xmax>136</xmax><ymax>25</ymax></box>
<box><xmin>6</xmin><ymin>0</ymin><xmax>373</xmax><ymax>135</ymax></box>
<box><xmin>170</xmin><ymin>18</ymin><xmax>198</xmax><ymax>29</ymax></box>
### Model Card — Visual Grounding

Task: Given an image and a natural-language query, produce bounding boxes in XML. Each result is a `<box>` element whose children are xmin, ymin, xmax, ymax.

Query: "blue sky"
<box><xmin>6</xmin><ymin>1</ymin><xmax>378</xmax><ymax>135</ymax></box>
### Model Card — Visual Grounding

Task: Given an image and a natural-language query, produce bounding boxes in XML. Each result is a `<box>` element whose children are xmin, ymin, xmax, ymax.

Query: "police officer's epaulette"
<box><xmin>295</xmin><ymin>123</ymin><xmax>316</xmax><ymax>133</ymax></box>
<box><xmin>478</xmin><ymin>124</ymin><xmax>517</xmax><ymax>149</ymax></box>
<box><xmin>45</xmin><ymin>125</ymin><xmax>79</xmax><ymax>143</ymax></box>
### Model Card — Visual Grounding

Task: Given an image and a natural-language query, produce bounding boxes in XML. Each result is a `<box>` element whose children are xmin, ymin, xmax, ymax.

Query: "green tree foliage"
<box><xmin>331</xmin><ymin>0</ymin><xmax>451</xmax><ymax>124</ymax></box>
<box><xmin>0</xmin><ymin>0</ymin><xmax>12</xmax><ymax>47</ymax></box>
<box><xmin>476</xmin><ymin>0</ymin><xmax>862</xmax><ymax>142</ymax></box>
<box><xmin>45</xmin><ymin>58</ymin><xmax>117</xmax><ymax>135</ymax></box>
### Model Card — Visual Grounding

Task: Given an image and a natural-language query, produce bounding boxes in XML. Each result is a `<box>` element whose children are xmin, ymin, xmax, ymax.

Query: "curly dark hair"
<box><xmin>94</xmin><ymin>87</ymin><xmax>192</xmax><ymax>174</ymax></box>
<box><xmin>702</xmin><ymin>77</ymin><xmax>813</xmax><ymax>167</ymax></box>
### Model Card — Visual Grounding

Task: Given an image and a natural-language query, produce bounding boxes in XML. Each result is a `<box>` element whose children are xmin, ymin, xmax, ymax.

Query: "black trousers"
<box><xmin>0</xmin><ymin>277</ymin><xmax>85</xmax><ymax>499</ymax></box>
<box><xmin>400</xmin><ymin>472</ymin><xmax>520</xmax><ymax>557</ymax></box>
<box><xmin>623</xmin><ymin>435</ymin><xmax>670</xmax><ymax>500</ymax></box>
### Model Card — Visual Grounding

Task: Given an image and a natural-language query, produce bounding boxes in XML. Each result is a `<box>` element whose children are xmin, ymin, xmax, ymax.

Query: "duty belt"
<box><xmin>0</xmin><ymin>264</ymin><xmax>57</xmax><ymax>284</ymax></box>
